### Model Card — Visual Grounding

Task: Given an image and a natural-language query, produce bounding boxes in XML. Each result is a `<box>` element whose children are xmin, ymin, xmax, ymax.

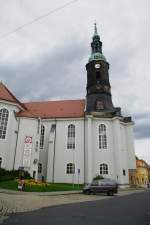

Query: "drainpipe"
<box><xmin>52</xmin><ymin>119</ymin><xmax>57</xmax><ymax>183</ymax></box>
<box><xmin>84</xmin><ymin>114</ymin><xmax>86</xmax><ymax>184</ymax></box>
<box><xmin>13</xmin><ymin>118</ymin><xmax>20</xmax><ymax>170</ymax></box>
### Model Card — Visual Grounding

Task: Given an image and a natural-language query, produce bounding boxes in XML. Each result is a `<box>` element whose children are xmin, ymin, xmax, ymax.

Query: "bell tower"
<box><xmin>86</xmin><ymin>24</ymin><xmax>120</xmax><ymax>115</ymax></box>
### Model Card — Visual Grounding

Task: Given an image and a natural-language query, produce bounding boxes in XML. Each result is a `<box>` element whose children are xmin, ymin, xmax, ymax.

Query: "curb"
<box><xmin>0</xmin><ymin>188</ymin><xmax>82</xmax><ymax>196</ymax></box>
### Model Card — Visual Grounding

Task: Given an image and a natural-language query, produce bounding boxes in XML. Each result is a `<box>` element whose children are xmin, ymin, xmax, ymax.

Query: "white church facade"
<box><xmin>0</xmin><ymin>25</ymin><xmax>136</xmax><ymax>186</ymax></box>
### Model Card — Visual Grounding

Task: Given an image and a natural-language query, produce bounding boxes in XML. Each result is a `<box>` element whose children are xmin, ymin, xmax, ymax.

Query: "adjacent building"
<box><xmin>129</xmin><ymin>157</ymin><xmax>150</xmax><ymax>187</ymax></box>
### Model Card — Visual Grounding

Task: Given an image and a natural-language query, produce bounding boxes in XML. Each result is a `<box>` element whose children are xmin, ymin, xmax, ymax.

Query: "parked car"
<box><xmin>83</xmin><ymin>178</ymin><xmax>118</xmax><ymax>196</ymax></box>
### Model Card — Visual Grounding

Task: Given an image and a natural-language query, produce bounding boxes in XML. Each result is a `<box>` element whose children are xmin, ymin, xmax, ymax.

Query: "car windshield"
<box><xmin>99</xmin><ymin>179</ymin><xmax>116</xmax><ymax>185</ymax></box>
<box><xmin>91</xmin><ymin>179</ymin><xmax>117</xmax><ymax>186</ymax></box>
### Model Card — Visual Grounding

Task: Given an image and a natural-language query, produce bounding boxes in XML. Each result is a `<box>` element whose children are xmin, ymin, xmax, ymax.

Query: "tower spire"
<box><xmin>88</xmin><ymin>23</ymin><xmax>106</xmax><ymax>62</ymax></box>
<box><xmin>94</xmin><ymin>21</ymin><xmax>98</xmax><ymax>35</ymax></box>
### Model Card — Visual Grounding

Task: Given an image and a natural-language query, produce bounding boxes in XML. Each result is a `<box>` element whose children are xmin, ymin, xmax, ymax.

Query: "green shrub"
<box><xmin>0</xmin><ymin>168</ymin><xmax>31</xmax><ymax>182</ymax></box>
<box><xmin>93</xmin><ymin>175</ymin><xmax>104</xmax><ymax>180</ymax></box>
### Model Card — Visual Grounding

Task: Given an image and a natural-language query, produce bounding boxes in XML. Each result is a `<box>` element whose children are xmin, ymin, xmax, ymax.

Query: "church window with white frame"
<box><xmin>40</xmin><ymin>125</ymin><xmax>45</xmax><ymax>149</ymax></box>
<box><xmin>67</xmin><ymin>124</ymin><xmax>75</xmax><ymax>149</ymax></box>
<box><xmin>100</xmin><ymin>163</ymin><xmax>108</xmax><ymax>175</ymax></box>
<box><xmin>0</xmin><ymin>108</ymin><xmax>9</xmax><ymax>139</ymax></box>
<box><xmin>99</xmin><ymin>124</ymin><xmax>107</xmax><ymax>149</ymax></box>
<box><xmin>66</xmin><ymin>163</ymin><xmax>75</xmax><ymax>174</ymax></box>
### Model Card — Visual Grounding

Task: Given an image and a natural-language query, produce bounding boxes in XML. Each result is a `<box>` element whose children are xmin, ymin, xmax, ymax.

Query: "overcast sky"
<box><xmin>0</xmin><ymin>0</ymin><xmax>150</xmax><ymax>163</ymax></box>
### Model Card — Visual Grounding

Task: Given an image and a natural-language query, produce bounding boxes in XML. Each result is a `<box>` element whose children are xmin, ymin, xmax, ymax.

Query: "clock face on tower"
<box><xmin>95</xmin><ymin>63</ymin><xmax>100</xmax><ymax>69</ymax></box>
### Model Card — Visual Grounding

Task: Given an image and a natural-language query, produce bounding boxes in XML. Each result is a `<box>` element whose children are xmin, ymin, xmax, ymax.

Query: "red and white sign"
<box><xmin>23</xmin><ymin>136</ymin><xmax>33</xmax><ymax>167</ymax></box>
<box><xmin>25</xmin><ymin>136</ymin><xmax>32</xmax><ymax>143</ymax></box>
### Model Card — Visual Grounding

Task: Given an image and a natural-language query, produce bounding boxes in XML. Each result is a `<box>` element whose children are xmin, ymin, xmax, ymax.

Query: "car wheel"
<box><xmin>107</xmin><ymin>191</ymin><xmax>114</xmax><ymax>196</ymax></box>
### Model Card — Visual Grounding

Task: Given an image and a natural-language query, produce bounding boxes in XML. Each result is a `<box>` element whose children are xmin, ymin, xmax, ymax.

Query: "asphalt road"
<box><xmin>3</xmin><ymin>190</ymin><xmax>150</xmax><ymax>225</ymax></box>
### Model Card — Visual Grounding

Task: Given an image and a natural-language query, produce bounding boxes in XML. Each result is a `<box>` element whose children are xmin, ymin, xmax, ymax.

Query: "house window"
<box><xmin>35</xmin><ymin>141</ymin><xmax>38</xmax><ymax>152</ymax></box>
<box><xmin>100</xmin><ymin>163</ymin><xmax>108</xmax><ymax>175</ymax></box>
<box><xmin>38</xmin><ymin>163</ymin><xmax>42</xmax><ymax>173</ymax></box>
<box><xmin>99</xmin><ymin>124</ymin><xmax>107</xmax><ymax>149</ymax></box>
<box><xmin>0</xmin><ymin>108</ymin><xmax>9</xmax><ymax>139</ymax></box>
<box><xmin>66</xmin><ymin>163</ymin><xmax>75</xmax><ymax>174</ymax></box>
<box><xmin>0</xmin><ymin>157</ymin><xmax>2</xmax><ymax>168</ymax></box>
<box><xmin>67</xmin><ymin>124</ymin><xmax>75</xmax><ymax>149</ymax></box>
<box><xmin>123</xmin><ymin>169</ymin><xmax>126</xmax><ymax>176</ymax></box>
<box><xmin>40</xmin><ymin>125</ymin><xmax>45</xmax><ymax>149</ymax></box>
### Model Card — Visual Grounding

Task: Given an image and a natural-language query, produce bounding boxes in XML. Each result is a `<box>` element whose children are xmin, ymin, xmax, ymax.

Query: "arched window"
<box><xmin>67</xmin><ymin>124</ymin><xmax>75</xmax><ymax>149</ymax></box>
<box><xmin>40</xmin><ymin>125</ymin><xmax>45</xmax><ymax>149</ymax></box>
<box><xmin>99</xmin><ymin>124</ymin><xmax>107</xmax><ymax>149</ymax></box>
<box><xmin>0</xmin><ymin>108</ymin><xmax>9</xmax><ymax>139</ymax></box>
<box><xmin>100</xmin><ymin>163</ymin><xmax>108</xmax><ymax>175</ymax></box>
<box><xmin>38</xmin><ymin>163</ymin><xmax>42</xmax><ymax>173</ymax></box>
<box><xmin>66</xmin><ymin>163</ymin><xmax>75</xmax><ymax>174</ymax></box>
<box><xmin>0</xmin><ymin>157</ymin><xmax>2</xmax><ymax>168</ymax></box>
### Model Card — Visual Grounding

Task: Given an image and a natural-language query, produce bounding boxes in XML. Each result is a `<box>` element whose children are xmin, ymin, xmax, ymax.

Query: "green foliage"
<box><xmin>25</xmin><ymin>183</ymin><xmax>83</xmax><ymax>192</ymax></box>
<box><xmin>93</xmin><ymin>175</ymin><xmax>104</xmax><ymax>180</ymax></box>
<box><xmin>0</xmin><ymin>168</ymin><xmax>31</xmax><ymax>182</ymax></box>
<box><xmin>0</xmin><ymin>180</ymin><xmax>83</xmax><ymax>192</ymax></box>
<box><xmin>0</xmin><ymin>180</ymin><xmax>18</xmax><ymax>189</ymax></box>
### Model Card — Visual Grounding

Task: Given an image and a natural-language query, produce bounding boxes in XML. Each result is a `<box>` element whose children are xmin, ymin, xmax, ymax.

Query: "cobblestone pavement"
<box><xmin>0</xmin><ymin>189</ymin><xmax>145</xmax><ymax>223</ymax></box>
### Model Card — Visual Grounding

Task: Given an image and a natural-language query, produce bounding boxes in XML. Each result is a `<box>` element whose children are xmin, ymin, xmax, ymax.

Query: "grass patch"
<box><xmin>0</xmin><ymin>180</ymin><xmax>18</xmax><ymax>190</ymax></box>
<box><xmin>0</xmin><ymin>180</ymin><xmax>83</xmax><ymax>192</ymax></box>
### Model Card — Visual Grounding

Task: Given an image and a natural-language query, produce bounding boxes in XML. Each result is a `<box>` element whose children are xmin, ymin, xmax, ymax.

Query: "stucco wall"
<box><xmin>14</xmin><ymin>117</ymin><xmax>39</xmax><ymax>178</ymax></box>
<box><xmin>47</xmin><ymin>119</ymin><xmax>85</xmax><ymax>184</ymax></box>
<box><xmin>0</xmin><ymin>102</ymin><xmax>136</xmax><ymax>186</ymax></box>
<box><xmin>0</xmin><ymin>102</ymin><xmax>20</xmax><ymax>170</ymax></box>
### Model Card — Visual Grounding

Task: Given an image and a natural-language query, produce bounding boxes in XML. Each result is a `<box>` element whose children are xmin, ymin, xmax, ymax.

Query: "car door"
<box><xmin>90</xmin><ymin>180</ymin><xmax>99</xmax><ymax>193</ymax></box>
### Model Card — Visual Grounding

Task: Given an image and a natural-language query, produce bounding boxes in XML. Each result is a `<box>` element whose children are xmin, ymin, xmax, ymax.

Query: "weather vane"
<box><xmin>94</xmin><ymin>20</ymin><xmax>98</xmax><ymax>34</ymax></box>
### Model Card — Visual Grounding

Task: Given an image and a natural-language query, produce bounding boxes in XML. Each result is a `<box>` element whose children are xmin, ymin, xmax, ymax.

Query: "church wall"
<box><xmin>0</xmin><ymin>102</ymin><xmax>20</xmax><ymax>170</ymax></box>
<box><xmin>92</xmin><ymin>118</ymin><xmax>116</xmax><ymax>180</ymax></box>
<box><xmin>118</xmin><ymin>123</ymin><xmax>130</xmax><ymax>185</ymax></box>
<box><xmin>84</xmin><ymin>119</ymin><xmax>88</xmax><ymax>183</ymax></box>
<box><xmin>48</xmin><ymin>119</ymin><xmax>85</xmax><ymax>184</ymax></box>
<box><xmin>125</xmin><ymin>124</ymin><xmax>136</xmax><ymax>170</ymax></box>
<box><xmin>38</xmin><ymin>120</ymin><xmax>52</xmax><ymax>181</ymax></box>
<box><xmin>112</xmin><ymin>119</ymin><xmax>136</xmax><ymax>187</ymax></box>
<box><xmin>14</xmin><ymin>117</ymin><xmax>40</xmax><ymax>178</ymax></box>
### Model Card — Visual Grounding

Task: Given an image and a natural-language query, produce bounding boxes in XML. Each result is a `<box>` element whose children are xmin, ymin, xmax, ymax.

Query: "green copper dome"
<box><xmin>89</xmin><ymin>52</ymin><xmax>106</xmax><ymax>62</ymax></box>
<box><xmin>88</xmin><ymin>23</ymin><xmax>107</xmax><ymax>63</ymax></box>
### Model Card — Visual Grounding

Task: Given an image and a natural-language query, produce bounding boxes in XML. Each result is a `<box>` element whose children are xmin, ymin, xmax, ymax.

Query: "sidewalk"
<box><xmin>0</xmin><ymin>187</ymin><xmax>146</xmax><ymax>196</ymax></box>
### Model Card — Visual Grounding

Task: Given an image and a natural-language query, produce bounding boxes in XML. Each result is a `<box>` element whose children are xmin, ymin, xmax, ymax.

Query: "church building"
<box><xmin>0</xmin><ymin>25</ymin><xmax>136</xmax><ymax>186</ymax></box>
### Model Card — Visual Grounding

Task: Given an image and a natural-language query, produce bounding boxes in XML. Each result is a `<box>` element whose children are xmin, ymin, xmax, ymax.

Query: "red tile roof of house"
<box><xmin>17</xmin><ymin>99</ymin><xmax>85</xmax><ymax>118</ymax></box>
<box><xmin>0</xmin><ymin>82</ymin><xmax>26</xmax><ymax>109</ymax></box>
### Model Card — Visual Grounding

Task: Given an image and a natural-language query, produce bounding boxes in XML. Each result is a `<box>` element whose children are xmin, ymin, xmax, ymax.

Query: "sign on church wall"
<box><xmin>22</xmin><ymin>136</ymin><xmax>32</xmax><ymax>167</ymax></box>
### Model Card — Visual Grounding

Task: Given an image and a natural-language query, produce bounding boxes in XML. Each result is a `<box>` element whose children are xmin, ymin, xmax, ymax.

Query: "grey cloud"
<box><xmin>134</xmin><ymin>123</ymin><xmax>150</xmax><ymax>139</ymax></box>
<box><xmin>133</xmin><ymin>112</ymin><xmax>150</xmax><ymax>139</ymax></box>
<box><xmin>0</xmin><ymin>0</ymin><xmax>150</xmax><ymax>161</ymax></box>
<box><xmin>0</xmin><ymin>36</ymin><xmax>87</xmax><ymax>101</ymax></box>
